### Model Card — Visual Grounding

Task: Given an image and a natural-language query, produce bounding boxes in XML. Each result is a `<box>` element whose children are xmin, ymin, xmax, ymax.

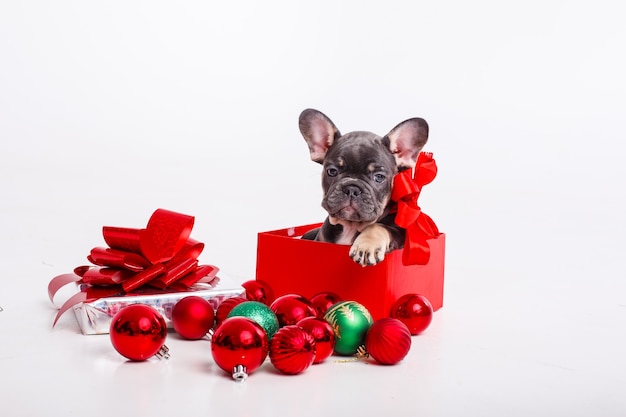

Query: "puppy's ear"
<box><xmin>299</xmin><ymin>109</ymin><xmax>341</xmax><ymax>164</ymax></box>
<box><xmin>384</xmin><ymin>118</ymin><xmax>429</xmax><ymax>170</ymax></box>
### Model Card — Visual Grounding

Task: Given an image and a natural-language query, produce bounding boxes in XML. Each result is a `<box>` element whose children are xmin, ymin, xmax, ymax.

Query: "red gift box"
<box><xmin>255</xmin><ymin>223</ymin><xmax>445</xmax><ymax>320</ymax></box>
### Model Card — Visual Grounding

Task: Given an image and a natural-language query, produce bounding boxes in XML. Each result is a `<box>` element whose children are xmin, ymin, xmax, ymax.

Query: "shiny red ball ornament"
<box><xmin>269</xmin><ymin>325</ymin><xmax>316</xmax><ymax>375</ymax></box>
<box><xmin>309</xmin><ymin>291</ymin><xmax>343</xmax><ymax>318</ymax></box>
<box><xmin>214</xmin><ymin>296</ymin><xmax>247</xmax><ymax>327</ymax></box>
<box><xmin>296</xmin><ymin>316</ymin><xmax>336</xmax><ymax>364</ymax></box>
<box><xmin>211</xmin><ymin>317</ymin><xmax>269</xmax><ymax>381</ymax></box>
<box><xmin>171</xmin><ymin>296</ymin><xmax>215</xmax><ymax>340</ymax></box>
<box><xmin>365</xmin><ymin>318</ymin><xmax>412</xmax><ymax>365</ymax></box>
<box><xmin>242</xmin><ymin>280</ymin><xmax>275</xmax><ymax>305</ymax></box>
<box><xmin>270</xmin><ymin>294</ymin><xmax>317</xmax><ymax>327</ymax></box>
<box><xmin>110</xmin><ymin>304</ymin><xmax>169</xmax><ymax>361</ymax></box>
<box><xmin>389</xmin><ymin>293</ymin><xmax>433</xmax><ymax>335</ymax></box>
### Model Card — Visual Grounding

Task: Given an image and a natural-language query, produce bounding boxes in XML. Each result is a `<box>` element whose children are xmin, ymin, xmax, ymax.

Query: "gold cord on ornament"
<box><xmin>333</xmin><ymin>345</ymin><xmax>369</xmax><ymax>363</ymax></box>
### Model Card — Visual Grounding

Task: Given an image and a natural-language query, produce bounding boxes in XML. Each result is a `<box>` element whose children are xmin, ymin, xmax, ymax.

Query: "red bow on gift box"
<box><xmin>48</xmin><ymin>209</ymin><xmax>219</xmax><ymax>326</ymax></box>
<box><xmin>391</xmin><ymin>152</ymin><xmax>440</xmax><ymax>266</ymax></box>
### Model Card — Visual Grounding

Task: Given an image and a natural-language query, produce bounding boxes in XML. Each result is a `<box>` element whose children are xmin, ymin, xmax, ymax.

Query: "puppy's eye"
<box><xmin>373</xmin><ymin>173</ymin><xmax>386</xmax><ymax>183</ymax></box>
<box><xmin>326</xmin><ymin>167</ymin><xmax>338</xmax><ymax>177</ymax></box>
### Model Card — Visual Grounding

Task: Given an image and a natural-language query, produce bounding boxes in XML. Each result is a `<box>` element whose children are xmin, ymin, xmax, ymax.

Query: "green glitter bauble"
<box><xmin>324</xmin><ymin>300</ymin><xmax>373</xmax><ymax>356</ymax></box>
<box><xmin>228</xmin><ymin>301</ymin><xmax>280</xmax><ymax>339</ymax></box>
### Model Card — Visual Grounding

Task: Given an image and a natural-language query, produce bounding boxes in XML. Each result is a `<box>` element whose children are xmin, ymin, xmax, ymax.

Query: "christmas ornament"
<box><xmin>211</xmin><ymin>317</ymin><xmax>269</xmax><ymax>382</ymax></box>
<box><xmin>309</xmin><ymin>291</ymin><xmax>343</xmax><ymax>318</ymax></box>
<box><xmin>389</xmin><ymin>293</ymin><xmax>433</xmax><ymax>335</ymax></box>
<box><xmin>269</xmin><ymin>325</ymin><xmax>316</xmax><ymax>375</ymax></box>
<box><xmin>171</xmin><ymin>296</ymin><xmax>215</xmax><ymax>340</ymax></box>
<box><xmin>270</xmin><ymin>294</ymin><xmax>317</xmax><ymax>327</ymax></box>
<box><xmin>109</xmin><ymin>304</ymin><xmax>169</xmax><ymax>361</ymax></box>
<box><xmin>242</xmin><ymin>280</ymin><xmax>275</xmax><ymax>305</ymax></box>
<box><xmin>365</xmin><ymin>318</ymin><xmax>412</xmax><ymax>365</ymax></box>
<box><xmin>296</xmin><ymin>316</ymin><xmax>336</xmax><ymax>364</ymax></box>
<box><xmin>214</xmin><ymin>296</ymin><xmax>247</xmax><ymax>327</ymax></box>
<box><xmin>324</xmin><ymin>300</ymin><xmax>373</xmax><ymax>356</ymax></box>
<box><xmin>227</xmin><ymin>301</ymin><xmax>279</xmax><ymax>339</ymax></box>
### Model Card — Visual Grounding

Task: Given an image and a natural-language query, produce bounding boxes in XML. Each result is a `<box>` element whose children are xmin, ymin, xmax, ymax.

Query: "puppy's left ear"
<box><xmin>384</xmin><ymin>118</ymin><xmax>429</xmax><ymax>170</ymax></box>
<box><xmin>299</xmin><ymin>109</ymin><xmax>341</xmax><ymax>164</ymax></box>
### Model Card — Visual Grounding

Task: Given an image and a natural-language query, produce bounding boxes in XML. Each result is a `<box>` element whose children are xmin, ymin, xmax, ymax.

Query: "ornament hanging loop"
<box><xmin>232</xmin><ymin>365</ymin><xmax>248</xmax><ymax>382</ymax></box>
<box><xmin>355</xmin><ymin>345</ymin><xmax>369</xmax><ymax>359</ymax></box>
<box><xmin>333</xmin><ymin>345</ymin><xmax>369</xmax><ymax>363</ymax></box>
<box><xmin>155</xmin><ymin>345</ymin><xmax>171</xmax><ymax>360</ymax></box>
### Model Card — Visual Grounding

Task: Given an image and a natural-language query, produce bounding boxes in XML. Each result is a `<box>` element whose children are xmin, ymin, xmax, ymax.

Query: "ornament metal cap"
<box><xmin>232</xmin><ymin>365</ymin><xmax>248</xmax><ymax>382</ymax></box>
<box><xmin>334</xmin><ymin>345</ymin><xmax>369</xmax><ymax>363</ymax></box>
<box><xmin>154</xmin><ymin>345</ymin><xmax>171</xmax><ymax>360</ymax></box>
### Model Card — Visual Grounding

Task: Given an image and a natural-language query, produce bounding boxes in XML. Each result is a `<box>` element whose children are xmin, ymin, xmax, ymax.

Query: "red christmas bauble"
<box><xmin>215</xmin><ymin>296</ymin><xmax>247</xmax><ymax>328</ymax></box>
<box><xmin>365</xmin><ymin>318</ymin><xmax>412</xmax><ymax>365</ymax></box>
<box><xmin>389</xmin><ymin>293</ymin><xmax>433</xmax><ymax>335</ymax></box>
<box><xmin>309</xmin><ymin>291</ymin><xmax>343</xmax><ymax>318</ymax></box>
<box><xmin>269</xmin><ymin>325</ymin><xmax>316</xmax><ymax>375</ymax></box>
<box><xmin>110</xmin><ymin>304</ymin><xmax>168</xmax><ymax>361</ymax></box>
<box><xmin>296</xmin><ymin>316</ymin><xmax>336</xmax><ymax>364</ymax></box>
<box><xmin>211</xmin><ymin>317</ymin><xmax>269</xmax><ymax>381</ymax></box>
<box><xmin>171</xmin><ymin>296</ymin><xmax>215</xmax><ymax>340</ymax></box>
<box><xmin>270</xmin><ymin>294</ymin><xmax>317</xmax><ymax>327</ymax></box>
<box><xmin>242</xmin><ymin>280</ymin><xmax>275</xmax><ymax>305</ymax></box>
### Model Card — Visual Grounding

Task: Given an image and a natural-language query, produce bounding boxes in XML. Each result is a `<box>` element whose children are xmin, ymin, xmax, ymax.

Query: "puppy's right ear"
<box><xmin>298</xmin><ymin>109</ymin><xmax>341</xmax><ymax>164</ymax></box>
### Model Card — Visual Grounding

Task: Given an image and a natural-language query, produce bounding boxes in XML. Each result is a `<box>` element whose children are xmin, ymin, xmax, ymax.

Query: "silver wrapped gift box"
<box><xmin>72</xmin><ymin>275</ymin><xmax>244</xmax><ymax>335</ymax></box>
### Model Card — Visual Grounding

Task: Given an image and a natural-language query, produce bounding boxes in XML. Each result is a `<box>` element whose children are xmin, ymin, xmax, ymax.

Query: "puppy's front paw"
<box><xmin>349</xmin><ymin>225</ymin><xmax>391</xmax><ymax>266</ymax></box>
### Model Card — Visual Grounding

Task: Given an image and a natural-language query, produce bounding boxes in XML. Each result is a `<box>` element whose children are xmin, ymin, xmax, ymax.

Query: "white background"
<box><xmin>1</xmin><ymin>1</ymin><xmax>625</xmax><ymax>416</ymax></box>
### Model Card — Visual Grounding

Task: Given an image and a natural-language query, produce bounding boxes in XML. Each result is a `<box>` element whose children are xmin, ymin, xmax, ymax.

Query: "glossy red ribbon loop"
<box><xmin>140</xmin><ymin>209</ymin><xmax>194</xmax><ymax>264</ymax></box>
<box><xmin>102</xmin><ymin>227</ymin><xmax>142</xmax><ymax>253</ymax></box>
<box><xmin>391</xmin><ymin>152</ymin><xmax>440</xmax><ymax>266</ymax></box>
<box><xmin>48</xmin><ymin>209</ymin><xmax>219</xmax><ymax>326</ymax></box>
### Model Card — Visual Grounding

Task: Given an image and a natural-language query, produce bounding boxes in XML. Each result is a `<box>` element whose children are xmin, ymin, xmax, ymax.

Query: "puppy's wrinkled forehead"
<box><xmin>325</xmin><ymin>131</ymin><xmax>395</xmax><ymax>171</ymax></box>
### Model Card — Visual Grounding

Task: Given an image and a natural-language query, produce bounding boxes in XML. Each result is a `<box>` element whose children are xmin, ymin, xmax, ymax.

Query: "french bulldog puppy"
<box><xmin>299</xmin><ymin>108</ymin><xmax>429</xmax><ymax>266</ymax></box>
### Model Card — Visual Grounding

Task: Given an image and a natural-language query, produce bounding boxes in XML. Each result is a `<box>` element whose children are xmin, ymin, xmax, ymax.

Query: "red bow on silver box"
<box><xmin>391</xmin><ymin>152</ymin><xmax>441</xmax><ymax>266</ymax></box>
<box><xmin>48</xmin><ymin>209</ymin><xmax>219</xmax><ymax>326</ymax></box>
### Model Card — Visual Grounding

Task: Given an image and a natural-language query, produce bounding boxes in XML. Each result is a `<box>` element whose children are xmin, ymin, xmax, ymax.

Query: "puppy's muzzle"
<box><xmin>343</xmin><ymin>184</ymin><xmax>362</xmax><ymax>199</ymax></box>
<box><xmin>324</xmin><ymin>180</ymin><xmax>380</xmax><ymax>222</ymax></box>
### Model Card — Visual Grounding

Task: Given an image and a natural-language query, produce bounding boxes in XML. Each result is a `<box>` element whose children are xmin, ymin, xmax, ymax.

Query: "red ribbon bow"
<box><xmin>391</xmin><ymin>152</ymin><xmax>440</xmax><ymax>266</ymax></box>
<box><xmin>48</xmin><ymin>209</ymin><xmax>219</xmax><ymax>326</ymax></box>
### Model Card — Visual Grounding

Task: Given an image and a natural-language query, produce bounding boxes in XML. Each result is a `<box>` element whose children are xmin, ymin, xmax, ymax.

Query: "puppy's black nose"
<box><xmin>344</xmin><ymin>185</ymin><xmax>362</xmax><ymax>198</ymax></box>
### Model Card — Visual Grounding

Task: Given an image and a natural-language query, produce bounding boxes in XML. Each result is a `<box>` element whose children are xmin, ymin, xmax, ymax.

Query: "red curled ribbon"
<box><xmin>391</xmin><ymin>152</ymin><xmax>440</xmax><ymax>266</ymax></box>
<box><xmin>48</xmin><ymin>209</ymin><xmax>219</xmax><ymax>326</ymax></box>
